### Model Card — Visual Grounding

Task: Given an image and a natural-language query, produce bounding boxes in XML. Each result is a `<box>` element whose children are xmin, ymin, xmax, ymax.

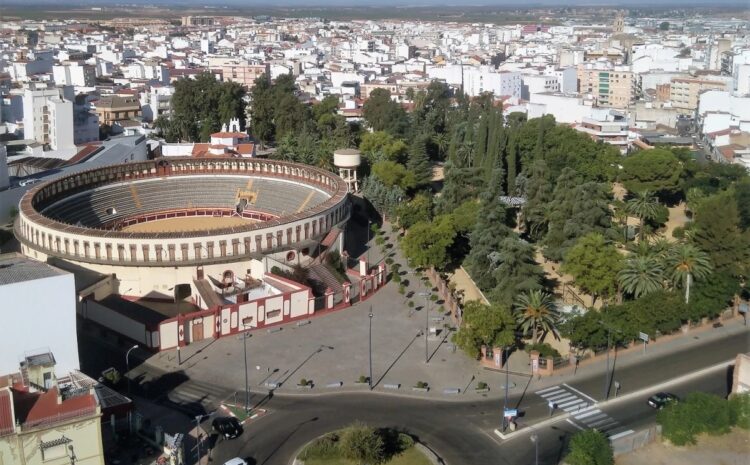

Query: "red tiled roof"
<box><xmin>17</xmin><ymin>387</ymin><xmax>96</xmax><ymax>429</ymax></box>
<box><xmin>191</xmin><ymin>143</ymin><xmax>209</xmax><ymax>157</ymax></box>
<box><xmin>236</xmin><ymin>143</ymin><xmax>255</xmax><ymax>155</ymax></box>
<box><xmin>211</xmin><ymin>132</ymin><xmax>247</xmax><ymax>138</ymax></box>
<box><xmin>64</xmin><ymin>144</ymin><xmax>104</xmax><ymax>166</ymax></box>
<box><xmin>0</xmin><ymin>390</ymin><xmax>13</xmax><ymax>437</ymax></box>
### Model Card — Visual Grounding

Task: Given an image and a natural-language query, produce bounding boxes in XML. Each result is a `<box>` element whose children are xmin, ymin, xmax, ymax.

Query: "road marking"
<box><xmin>563</xmin><ymin>383</ymin><xmax>597</xmax><ymax>403</ymax></box>
<box><xmin>536</xmin><ymin>386</ymin><xmax>561</xmax><ymax>395</ymax></box>
<box><xmin>579</xmin><ymin>413</ymin><xmax>607</xmax><ymax>424</ymax></box>
<box><xmin>566</xmin><ymin>419</ymin><xmax>585</xmax><ymax>430</ymax></box>
<box><xmin>609</xmin><ymin>429</ymin><xmax>635</xmax><ymax>440</ymax></box>
<box><xmin>544</xmin><ymin>391</ymin><xmax>573</xmax><ymax>400</ymax></box>
<box><xmin>558</xmin><ymin>399</ymin><xmax>587</xmax><ymax>410</ymax></box>
<box><xmin>590</xmin><ymin>418</ymin><xmax>618</xmax><ymax>429</ymax></box>
<box><xmin>548</xmin><ymin>394</ymin><xmax>576</xmax><ymax>404</ymax></box>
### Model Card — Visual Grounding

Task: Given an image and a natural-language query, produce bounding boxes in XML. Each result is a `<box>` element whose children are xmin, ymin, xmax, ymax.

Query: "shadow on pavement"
<box><xmin>373</xmin><ymin>333</ymin><xmax>420</xmax><ymax>389</ymax></box>
<box><xmin>259</xmin><ymin>416</ymin><xmax>319</xmax><ymax>465</ymax></box>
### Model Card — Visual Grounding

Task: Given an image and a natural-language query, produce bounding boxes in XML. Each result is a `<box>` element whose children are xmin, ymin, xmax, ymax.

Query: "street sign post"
<box><xmin>639</xmin><ymin>331</ymin><xmax>649</xmax><ymax>354</ymax></box>
<box><xmin>503</xmin><ymin>408</ymin><xmax>517</xmax><ymax>418</ymax></box>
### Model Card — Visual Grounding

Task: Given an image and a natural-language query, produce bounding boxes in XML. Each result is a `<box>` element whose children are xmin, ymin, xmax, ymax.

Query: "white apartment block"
<box><xmin>522</xmin><ymin>74</ymin><xmax>560</xmax><ymax>100</ymax></box>
<box><xmin>52</xmin><ymin>63</ymin><xmax>96</xmax><ymax>87</ymax></box>
<box><xmin>463</xmin><ymin>67</ymin><xmax>521</xmax><ymax>98</ymax></box>
<box><xmin>22</xmin><ymin>86</ymin><xmax>75</xmax><ymax>151</ymax></box>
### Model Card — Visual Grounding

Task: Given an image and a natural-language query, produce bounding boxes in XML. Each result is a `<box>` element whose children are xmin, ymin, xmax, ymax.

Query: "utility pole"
<box><xmin>368</xmin><ymin>308</ymin><xmax>374</xmax><ymax>390</ymax></box>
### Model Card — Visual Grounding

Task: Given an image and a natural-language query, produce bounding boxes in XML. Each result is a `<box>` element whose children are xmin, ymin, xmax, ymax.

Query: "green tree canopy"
<box><xmin>453</xmin><ymin>301</ymin><xmax>516</xmax><ymax>358</ymax></box>
<box><xmin>692</xmin><ymin>190</ymin><xmax>750</xmax><ymax>276</ymax></box>
<box><xmin>401</xmin><ymin>215</ymin><xmax>456</xmax><ymax>270</ymax></box>
<box><xmin>514</xmin><ymin>290</ymin><xmax>560</xmax><ymax>345</ymax></box>
<box><xmin>371</xmin><ymin>161</ymin><xmax>416</xmax><ymax>190</ymax></box>
<box><xmin>562</xmin><ymin>233</ymin><xmax>624</xmax><ymax>303</ymax></box>
<box><xmin>362</xmin><ymin>88</ymin><xmax>409</xmax><ymax>137</ymax></box>
<box><xmin>338</xmin><ymin>422</ymin><xmax>386</xmax><ymax>465</ymax></box>
<box><xmin>359</xmin><ymin>131</ymin><xmax>408</xmax><ymax>164</ymax></box>
<box><xmin>565</xmin><ymin>430</ymin><xmax>614</xmax><ymax>465</ymax></box>
<box><xmin>620</xmin><ymin>149</ymin><xmax>683</xmax><ymax>197</ymax></box>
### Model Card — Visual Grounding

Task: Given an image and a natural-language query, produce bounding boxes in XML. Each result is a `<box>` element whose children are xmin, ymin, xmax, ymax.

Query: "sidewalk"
<box><xmin>133</xmin><ymin>217</ymin><xmax>750</xmax><ymax>405</ymax></box>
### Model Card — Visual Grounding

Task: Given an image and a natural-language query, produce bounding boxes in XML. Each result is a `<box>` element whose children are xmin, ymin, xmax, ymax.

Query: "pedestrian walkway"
<box><xmin>535</xmin><ymin>384</ymin><xmax>596</xmax><ymax>414</ymax></box>
<box><xmin>536</xmin><ymin>384</ymin><xmax>635</xmax><ymax>440</ymax></box>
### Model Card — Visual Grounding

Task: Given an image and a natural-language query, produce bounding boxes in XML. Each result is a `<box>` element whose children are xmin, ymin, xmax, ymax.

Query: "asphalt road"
<box><xmin>208</xmin><ymin>328</ymin><xmax>748</xmax><ymax>465</ymax></box>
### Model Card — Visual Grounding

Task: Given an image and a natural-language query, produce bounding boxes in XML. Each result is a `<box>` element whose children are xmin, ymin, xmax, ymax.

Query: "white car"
<box><xmin>19</xmin><ymin>178</ymin><xmax>41</xmax><ymax>187</ymax></box>
<box><xmin>223</xmin><ymin>459</ymin><xmax>247</xmax><ymax>465</ymax></box>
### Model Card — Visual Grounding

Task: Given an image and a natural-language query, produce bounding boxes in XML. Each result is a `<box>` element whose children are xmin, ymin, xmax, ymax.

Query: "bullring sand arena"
<box><xmin>120</xmin><ymin>215</ymin><xmax>258</xmax><ymax>233</ymax></box>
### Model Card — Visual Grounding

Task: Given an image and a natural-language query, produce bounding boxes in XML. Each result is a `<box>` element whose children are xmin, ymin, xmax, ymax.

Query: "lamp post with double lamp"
<box><xmin>417</xmin><ymin>291</ymin><xmax>431</xmax><ymax>363</ymax></box>
<box><xmin>368</xmin><ymin>308</ymin><xmax>374</xmax><ymax>390</ymax></box>
<box><xmin>125</xmin><ymin>344</ymin><xmax>138</xmax><ymax>396</ymax></box>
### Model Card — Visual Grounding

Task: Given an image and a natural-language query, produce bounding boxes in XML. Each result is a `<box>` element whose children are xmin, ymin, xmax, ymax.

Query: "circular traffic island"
<box><xmin>295</xmin><ymin>423</ymin><xmax>436</xmax><ymax>465</ymax></box>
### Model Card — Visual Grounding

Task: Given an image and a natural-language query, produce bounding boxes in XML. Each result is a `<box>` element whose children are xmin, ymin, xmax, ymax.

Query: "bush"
<box><xmin>398</xmin><ymin>284</ymin><xmax>406</xmax><ymax>294</ymax></box>
<box><xmin>392</xmin><ymin>272</ymin><xmax>402</xmax><ymax>284</ymax></box>
<box><xmin>430</xmin><ymin>294</ymin><xmax>439</xmax><ymax>301</ymax></box>
<box><xmin>396</xmin><ymin>433</ymin><xmax>414</xmax><ymax>450</ymax></box>
<box><xmin>299</xmin><ymin>433</ymin><xmax>339</xmax><ymax>460</ymax></box>
<box><xmin>477</xmin><ymin>381</ymin><xmax>488</xmax><ymax>390</ymax></box>
<box><xmin>728</xmin><ymin>393</ymin><xmax>750</xmax><ymax>430</ymax></box>
<box><xmin>385</xmin><ymin>257</ymin><xmax>394</xmax><ymax>265</ymax></box>
<box><xmin>407</xmin><ymin>300</ymin><xmax>414</xmax><ymax>308</ymax></box>
<box><xmin>524</xmin><ymin>343</ymin><xmax>561</xmax><ymax>359</ymax></box>
<box><xmin>657</xmin><ymin>392</ymin><xmax>732</xmax><ymax>445</ymax></box>
<box><xmin>565</xmin><ymin>429</ymin><xmax>613</xmax><ymax>465</ymax></box>
<box><xmin>338</xmin><ymin>422</ymin><xmax>385</xmax><ymax>465</ymax></box>
<box><xmin>299</xmin><ymin>378</ymin><xmax>310</xmax><ymax>386</ymax></box>
<box><xmin>415</xmin><ymin>381</ymin><xmax>428</xmax><ymax>389</ymax></box>
<box><xmin>358</xmin><ymin>375</ymin><xmax>368</xmax><ymax>384</ymax></box>
<box><xmin>375</xmin><ymin>236</ymin><xmax>386</xmax><ymax>246</ymax></box>
<box><xmin>672</xmin><ymin>226</ymin><xmax>685</xmax><ymax>240</ymax></box>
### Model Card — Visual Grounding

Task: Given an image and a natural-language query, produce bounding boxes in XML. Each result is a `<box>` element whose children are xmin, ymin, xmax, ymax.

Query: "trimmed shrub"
<box><xmin>358</xmin><ymin>375</ymin><xmax>368</xmax><ymax>384</ymax></box>
<box><xmin>415</xmin><ymin>381</ymin><xmax>428</xmax><ymax>389</ymax></box>
<box><xmin>398</xmin><ymin>284</ymin><xmax>406</xmax><ymax>295</ymax></box>
<box><xmin>565</xmin><ymin>429</ymin><xmax>614</xmax><ymax>465</ymax></box>
<box><xmin>299</xmin><ymin>378</ymin><xmax>310</xmax><ymax>386</ymax></box>
<box><xmin>524</xmin><ymin>343</ymin><xmax>561</xmax><ymax>359</ymax></box>
<box><xmin>396</xmin><ymin>433</ymin><xmax>414</xmax><ymax>450</ymax></box>
<box><xmin>477</xmin><ymin>381</ymin><xmax>488</xmax><ymax>390</ymax></box>
<box><xmin>407</xmin><ymin>300</ymin><xmax>414</xmax><ymax>308</ymax></box>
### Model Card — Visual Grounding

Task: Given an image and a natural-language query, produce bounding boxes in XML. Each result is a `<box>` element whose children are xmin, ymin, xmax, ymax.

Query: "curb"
<box><xmin>493</xmin><ymin>358</ymin><xmax>736</xmax><ymax>441</ymax></box>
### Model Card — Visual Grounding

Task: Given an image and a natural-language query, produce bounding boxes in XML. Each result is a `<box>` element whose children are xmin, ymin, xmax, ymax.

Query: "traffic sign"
<box><xmin>639</xmin><ymin>332</ymin><xmax>649</xmax><ymax>342</ymax></box>
<box><xmin>504</xmin><ymin>408</ymin><xmax>518</xmax><ymax>418</ymax></box>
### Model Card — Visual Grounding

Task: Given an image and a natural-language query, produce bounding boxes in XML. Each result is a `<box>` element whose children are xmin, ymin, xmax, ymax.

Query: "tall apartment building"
<box><xmin>52</xmin><ymin>62</ymin><xmax>96</xmax><ymax>87</ymax></box>
<box><xmin>669</xmin><ymin>77</ymin><xmax>728</xmax><ymax>111</ymax></box>
<box><xmin>93</xmin><ymin>95</ymin><xmax>141</xmax><ymax>126</ymax></box>
<box><xmin>577</xmin><ymin>65</ymin><xmax>636</xmax><ymax>109</ymax></box>
<box><xmin>219</xmin><ymin>62</ymin><xmax>270</xmax><ymax>89</ymax></box>
<box><xmin>22</xmin><ymin>86</ymin><xmax>75</xmax><ymax>151</ymax></box>
<box><xmin>463</xmin><ymin>67</ymin><xmax>522</xmax><ymax>98</ymax></box>
<box><xmin>181</xmin><ymin>15</ymin><xmax>215</xmax><ymax>26</ymax></box>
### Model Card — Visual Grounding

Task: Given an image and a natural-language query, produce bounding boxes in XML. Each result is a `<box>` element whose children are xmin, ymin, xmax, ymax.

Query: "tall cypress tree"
<box><xmin>464</xmin><ymin>167</ymin><xmax>511</xmax><ymax>292</ymax></box>
<box><xmin>522</xmin><ymin>159</ymin><xmax>553</xmax><ymax>241</ymax></box>
<box><xmin>407</xmin><ymin>134</ymin><xmax>432</xmax><ymax>187</ymax></box>
<box><xmin>505</xmin><ymin>135</ymin><xmax>519</xmax><ymax>196</ymax></box>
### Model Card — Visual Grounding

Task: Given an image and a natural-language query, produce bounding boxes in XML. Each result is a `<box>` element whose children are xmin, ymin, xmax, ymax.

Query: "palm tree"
<box><xmin>618</xmin><ymin>256</ymin><xmax>665</xmax><ymax>298</ymax></box>
<box><xmin>626</xmin><ymin>190</ymin><xmax>660</xmax><ymax>241</ymax></box>
<box><xmin>433</xmin><ymin>133</ymin><xmax>449</xmax><ymax>159</ymax></box>
<box><xmin>513</xmin><ymin>290</ymin><xmax>560</xmax><ymax>345</ymax></box>
<box><xmin>665</xmin><ymin>243</ymin><xmax>712</xmax><ymax>304</ymax></box>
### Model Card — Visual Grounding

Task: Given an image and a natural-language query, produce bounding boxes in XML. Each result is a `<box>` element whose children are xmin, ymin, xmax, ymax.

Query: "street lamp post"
<box><xmin>368</xmin><ymin>308</ymin><xmax>374</xmax><ymax>390</ymax></box>
<box><xmin>125</xmin><ymin>344</ymin><xmax>138</xmax><ymax>397</ymax></box>
<box><xmin>418</xmin><ymin>291</ymin><xmax>430</xmax><ymax>363</ymax></box>
<box><xmin>600</xmin><ymin>321</ymin><xmax>621</xmax><ymax>400</ymax></box>
<box><xmin>240</xmin><ymin>321</ymin><xmax>251</xmax><ymax>412</ymax></box>
<box><xmin>530</xmin><ymin>433</ymin><xmax>539</xmax><ymax>465</ymax></box>
<box><xmin>503</xmin><ymin>346</ymin><xmax>509</xmax><ymax>431</ymax></box>
<box><xmin>366</xmin><ymin>220</ymin><xmax>372</xmax><ymax>266</ymax></box>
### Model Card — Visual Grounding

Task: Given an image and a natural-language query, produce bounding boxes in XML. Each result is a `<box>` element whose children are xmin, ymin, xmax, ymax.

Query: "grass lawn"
<box><xmin>302</xmin><ymin>446</ymin><xmax>432</xmax><ymax>465</ymax></box>
<box><xmin>221</xmin><ymin>403</ymin><xmax>251</xmax><ymax>422</ymax></box>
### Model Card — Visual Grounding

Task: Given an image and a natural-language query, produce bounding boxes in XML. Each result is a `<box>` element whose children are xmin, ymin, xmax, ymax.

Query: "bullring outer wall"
<box><xmin>16</xmin><ymin>157</ymin><xmax>350</xmax><ymax>273</ymax></box>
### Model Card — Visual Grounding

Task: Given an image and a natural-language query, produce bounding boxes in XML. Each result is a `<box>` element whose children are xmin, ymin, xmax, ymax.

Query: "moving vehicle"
<box><xmin>647</xmin><ymin>392</ymin><xmax>679</xmax><ymax>409</ymax></box>
<box><xmin>212</xmin><ymin>416</ymin><xmax>243</xmax><ymax>439</ymax></box>
<box><xmin>19</xmin><ymin>178</ymin><xmax>41</xmax><ymax>187</ymax></box>
<box><xmin>222</xmin><ymin>458</ymin><xmax>247</xmax><ymax>465</ymax></box>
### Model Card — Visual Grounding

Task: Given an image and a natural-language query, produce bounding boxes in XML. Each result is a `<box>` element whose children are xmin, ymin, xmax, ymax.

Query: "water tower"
<box><xmin>333</xmin><ymin>148</ymin><xmax>361</xmax><ymax>193</ymax></box>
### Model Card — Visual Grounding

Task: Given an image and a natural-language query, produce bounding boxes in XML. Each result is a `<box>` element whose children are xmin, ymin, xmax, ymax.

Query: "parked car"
<box><xmin>212</xmin><ymin>416</ymin><xmax>243</xmax><ymax>439</ymax></box>
<box><xmin>222</xmin><ymin>458</ymin><xmax>247</xmax><ymax>465</ymax></box>
<box><xmin>648</xmin><ymin>392</ymin><xmax>679</xmax><ymax>409</ymax></box>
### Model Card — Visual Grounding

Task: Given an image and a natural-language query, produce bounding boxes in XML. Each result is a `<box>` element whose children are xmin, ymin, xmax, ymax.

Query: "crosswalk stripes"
<box><xmin>536</xmin><ymin>384</ymin><xmax>635</xmax><ymax>440</ymax></box>
<box><xmin>535</xmin><ymin>385</ymin><xmax>594</xmax><ymax>413</ymax></box>
<box><xmin>162</xmin><ymin>379</ymin><xmax>234</xmax><ymax>416</ymax></box>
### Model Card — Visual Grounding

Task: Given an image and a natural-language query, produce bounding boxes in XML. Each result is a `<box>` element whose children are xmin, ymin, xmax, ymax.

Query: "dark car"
<box><xmin>648</xmin><ymin>392</ymin><xmax>679</xmax><ymax>409</ymax></box>
<box><xmin>212</xmin><ymin>417</ymin><xmax>243</xmax><ymax>439</ymax></box>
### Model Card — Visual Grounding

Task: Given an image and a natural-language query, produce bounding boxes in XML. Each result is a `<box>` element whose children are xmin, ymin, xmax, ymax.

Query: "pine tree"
<box><xmin>505</xmin><ymin>135</ymin><xmax>519</xmax><ymax>196</ymax></box>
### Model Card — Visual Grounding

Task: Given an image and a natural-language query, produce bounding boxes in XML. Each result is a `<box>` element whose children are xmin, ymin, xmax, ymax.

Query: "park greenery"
<box><xmin>564</xmin><ymin>429</ymin><xmax>614</xmax><ymax>465</ymax></box>
<box><xmin>298</xmin><ymin>423</ymin><xmax>428</xmax><ymax>465</ymax></box>
<box><xmin>170</xmin><ymin>71</ymin><xmax>749</xmax><ymax>359</ymax></box>
<box><xmin>657</xmin><ymin>392</ymin><xmax>750</xmax><ymax>446</ymax></box>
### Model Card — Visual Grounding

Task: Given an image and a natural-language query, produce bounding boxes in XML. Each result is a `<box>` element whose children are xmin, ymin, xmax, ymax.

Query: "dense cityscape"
<box><xmin>0</xmin><ymin>2</ymin><xmax>748</xmax><ymax>465</ymax></box>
